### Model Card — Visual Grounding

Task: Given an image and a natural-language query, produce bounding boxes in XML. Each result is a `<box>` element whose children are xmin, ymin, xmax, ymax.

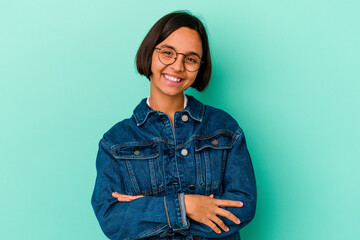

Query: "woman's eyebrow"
<box><xmin>159</xmin><ymin>44</ymin><xmax>175</xmax><ymax>50</ymax></box>
<box><xmin>159</xmin><ymin>44</ymin><xmax>202</xmax><ymax>58</ymax></box>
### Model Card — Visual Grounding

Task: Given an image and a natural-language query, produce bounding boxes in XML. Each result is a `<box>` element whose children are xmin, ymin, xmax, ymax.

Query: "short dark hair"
<box><xmin>136</xmin><ymin>11</ymin><xmax>212</xmax><ymax>91</ymax></box>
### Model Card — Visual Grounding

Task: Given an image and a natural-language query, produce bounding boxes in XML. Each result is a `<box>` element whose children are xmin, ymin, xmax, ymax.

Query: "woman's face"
<box><xmin>150</xmin><ymin>27</ymin><xmax>203</xmax><ymax>98</ymax></box>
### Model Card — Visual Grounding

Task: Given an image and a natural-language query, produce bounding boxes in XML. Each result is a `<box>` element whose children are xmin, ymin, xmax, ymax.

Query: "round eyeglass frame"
<box><xmin>154</xmin><ymin>47</ymin><xmax>203</xmax><ymax>72</ymax></box>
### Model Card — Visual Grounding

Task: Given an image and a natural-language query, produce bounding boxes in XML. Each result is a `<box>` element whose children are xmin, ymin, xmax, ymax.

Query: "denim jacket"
<box><xmin>91</xmin><ymin>95</ymin><xmax>256</xmax><ymax>240</ymax></box>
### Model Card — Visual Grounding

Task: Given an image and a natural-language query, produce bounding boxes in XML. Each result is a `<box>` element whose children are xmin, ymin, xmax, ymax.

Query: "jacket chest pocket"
<box><xmin>195</xmin><ymin>131</ymin><xmax>236</xmax><ymax>195</ymax></box>
<box><xmin>112</xmin><ymin>142</ymin><xmax>165</xmax><ymax>196</ymax></box>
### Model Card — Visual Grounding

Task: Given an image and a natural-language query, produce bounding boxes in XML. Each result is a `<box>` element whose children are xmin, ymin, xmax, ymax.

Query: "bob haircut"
<box><xmin>136</xmin><ymin>11</ymin><xmax>212</xmax><ymax>92</ymax></box>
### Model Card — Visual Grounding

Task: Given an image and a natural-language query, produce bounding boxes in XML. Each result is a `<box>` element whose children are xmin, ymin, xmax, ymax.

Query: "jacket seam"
<box><xmin>132</xmin><ymin>184</ymin><xmax>165</xmax><ymax>196</ymax></box>
<box><xmin>107</xmin><ymin>130</ymin><xmax>239</xmax><ymax>151</ymax></box>
<box><xmin>111</xmin><ymin>138</ymin><xmax>174</xmax><ymax>149</ymax></box>
<box><xmin>235</xmin><ymin>127</ymin><xmax>244</xmax><ymax>138</ymax></box>
<box><xmin>164</xmin><ymin>196</ymin><xmax>172</xmax><ymax>228</ymax></box>
<box><xmin>113</xmin><ymin>153</ymin><xmax>159</xmax><ymax>160</ymax></box>
<box><xmin>132</xmin><ymin>224</ymin><xmax>168</xmax><ymax>239</ymax></box>
<box><xmin>100</xmin><ymin>139</ymin><xmax>112</xmax><ymax>152</ymax></box>
<box><xmin>194</xmin><ymin>129</ymin><xmax>239</xmax><ymax>140</ymax></box>
<box><xmin>176</xmin><ymin>129</ymin><xmax>239</xmax><ymax>150</ymax></box>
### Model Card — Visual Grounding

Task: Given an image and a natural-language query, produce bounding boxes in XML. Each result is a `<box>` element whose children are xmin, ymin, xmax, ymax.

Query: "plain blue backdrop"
<box><xmin>1</xmin><ymin>1</ymin><xmax>359</xmax><ymax>239</ymax></box>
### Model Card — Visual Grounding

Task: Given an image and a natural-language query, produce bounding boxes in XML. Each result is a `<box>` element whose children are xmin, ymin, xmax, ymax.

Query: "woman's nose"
<box><xmin>170</xmin><ymin>55</ymin><xmax>185</xmax><ymax>72</ymax></box>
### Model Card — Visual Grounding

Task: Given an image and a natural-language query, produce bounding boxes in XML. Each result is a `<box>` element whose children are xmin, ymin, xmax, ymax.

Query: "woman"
<box><xmin>91</xmin><ymin>11</ymin><xmax>256</xmax><ymax>240</ymax></box>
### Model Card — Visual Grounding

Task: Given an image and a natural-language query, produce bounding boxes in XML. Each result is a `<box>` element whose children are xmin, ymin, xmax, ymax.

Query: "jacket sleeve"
<box><xmin>91</xmin><ymin>138</ymin><xmax>189</xmax><ymax>240</ymax></box>
<box><xmin>187</xmin><ymin>128</ymin><xmax>257</xmax><ymax>238</ymax></box>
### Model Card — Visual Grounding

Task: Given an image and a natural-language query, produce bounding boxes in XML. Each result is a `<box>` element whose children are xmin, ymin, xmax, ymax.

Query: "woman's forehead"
<box><xmin>158</xmin><ymin>27</ymin><xmax>203</xmax><ymax>56</ymax></box>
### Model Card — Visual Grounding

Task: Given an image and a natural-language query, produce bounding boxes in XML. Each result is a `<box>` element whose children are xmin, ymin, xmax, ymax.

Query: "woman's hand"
<box><xmin>112</xmin><ymin>192</ymin><xmax>242</xmax><ymax>234</ymax></box>
<box><xmin>184</xmin><ymin>194</ymin><xmax>243</xmax><ymax>234</ymax></box>
<box><xmin>112</xmin><ymin>192</ymin><xmax>144</xmax><ymax>202</ymax></box>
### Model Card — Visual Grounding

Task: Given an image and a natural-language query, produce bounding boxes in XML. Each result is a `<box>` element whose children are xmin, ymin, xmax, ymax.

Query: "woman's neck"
<box><xmin>148</xmin><ymin>92</ymin><xmax>185</xmax><ymax>115</ymax></box>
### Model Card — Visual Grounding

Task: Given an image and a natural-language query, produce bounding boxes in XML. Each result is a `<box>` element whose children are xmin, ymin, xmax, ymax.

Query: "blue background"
<box><xmin>1</xmin><ymin>0</ymin><xmax>359</xmax><ymax>239</ymax></box>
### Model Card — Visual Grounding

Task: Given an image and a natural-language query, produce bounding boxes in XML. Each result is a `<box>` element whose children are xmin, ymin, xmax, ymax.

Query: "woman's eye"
<box><xmin>162</xmin><ymin>51</ymin><xmax>173</xmax><ymax>56</ymax></box>
<box><xmin>186</xmin><ymin>57</ymin><xmax>197</xmax><ymax>64</ymax></box>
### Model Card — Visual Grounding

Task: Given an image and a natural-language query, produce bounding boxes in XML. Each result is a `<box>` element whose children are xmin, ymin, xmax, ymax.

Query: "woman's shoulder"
<box><xmin>205</xmin><ymin>105</ymin><xmax>243</xmax><ymax>134</ymax></box>
<box><xmin>100</xmin><ymin>97</ymin><xmax>149</xmax><ymax>145</ymax></box>
<box><xmin>204</xmin><ymin>104</ymin><xmax>237</xmax><ymax>122</ymax></box>
<box><xmin>100</xmin><ymin>117</ymin><xmax>138</xmax><ymax>145</ymax></box>
<box><xmin>187</xmin><ymin>95</ymin><xmax>243</xmax><ymax>135</ymax></box>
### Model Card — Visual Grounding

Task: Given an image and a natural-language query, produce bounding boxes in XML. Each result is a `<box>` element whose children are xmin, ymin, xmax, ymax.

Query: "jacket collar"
<box><xmin>133</xmin><ymin>94</ymin><xmax>204</xmax><ymax>127</ymax></box>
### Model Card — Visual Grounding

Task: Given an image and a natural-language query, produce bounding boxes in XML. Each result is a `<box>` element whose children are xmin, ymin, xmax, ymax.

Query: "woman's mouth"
<box><xmin>163</xmin><ymin>74</ymin><xmax>182</xmax><ymax>82</ymax></box>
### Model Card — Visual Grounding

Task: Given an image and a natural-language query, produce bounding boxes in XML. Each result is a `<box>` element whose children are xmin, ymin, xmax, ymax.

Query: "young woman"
<box><xmin>91</xmin><ymin>11</ymin><xmax>256</xmax><ymax>240</ymax></box>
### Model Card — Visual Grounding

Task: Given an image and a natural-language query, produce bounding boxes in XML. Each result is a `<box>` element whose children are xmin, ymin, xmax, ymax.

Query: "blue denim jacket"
<box><xmin>91</xmin><ymin>95</ymin><xmax>256</xmax><ymax>240</ymax></box>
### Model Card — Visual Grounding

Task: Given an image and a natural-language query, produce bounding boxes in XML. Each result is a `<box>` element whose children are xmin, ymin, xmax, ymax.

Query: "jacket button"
<box><xmin>189</xmin><ymin>185</ymin><xmax>196</xmax><ymax>190</ymax></box>
<box><xmin>134</xmin><ymin>150</ymin><xmax>141</xmax><ymax>156</ymax></box>
<box><xmin>181</xmin><ymin>149</ymin><xmax>188</xmax><ymax>156</ymax></box>
<box><xmin>212</xmin><ymin>139</ymin><xmax>219</xmax><ymax>145</ymax></box>
<box><xmin>181</xmin><ymin>115</ymin><xmax>189</xmax><ymax>122</ymax></box>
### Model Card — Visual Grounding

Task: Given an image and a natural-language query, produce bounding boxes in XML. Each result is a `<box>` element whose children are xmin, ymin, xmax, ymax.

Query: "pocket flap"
<box><xmin>195</xmin><ymin>131</ymin><xmax>236</xmax><ymax>151</ymax></box>
<box><xmin>112</xmin><ymin>142</ymin><xmax>159</xmax><ymax>160</ymax></box>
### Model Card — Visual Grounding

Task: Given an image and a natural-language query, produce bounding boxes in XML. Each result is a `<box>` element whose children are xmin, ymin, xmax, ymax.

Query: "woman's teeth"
<box><xmin>164</xmin><ymin>74</ymin><xmax>181</xmax><ymax>82</ymax></box>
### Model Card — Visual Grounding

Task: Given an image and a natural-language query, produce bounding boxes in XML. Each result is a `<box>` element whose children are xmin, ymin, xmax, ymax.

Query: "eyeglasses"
<box><xmin>154</xmin><ymin>47</ymin><xmax>202</xmax><ymax>72</ymax></box>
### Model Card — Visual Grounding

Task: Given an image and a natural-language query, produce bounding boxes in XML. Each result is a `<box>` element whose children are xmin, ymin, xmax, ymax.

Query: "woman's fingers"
<box><xmin>213</xmin><ymin>198</ymin><xmax>242</xmax><ymax>223</ymax></box>
<box><xmin>215</xmin><ymin>207</ymin><xmax>241</xmax><ymax>224</ymax></box>
<box><xmin>127</xmin><ymin>195</ymin><xmax>144</xmax><ymax>199</ymax></box>
<box><xmin>112</xmin><ymin>192</ymin><xmax>144</xmax><ymax>202</ymax></box>
<box><xmin>215</xmin><ymin>199</ymin><xmax>243</xmax><ymax>208</ymax></box>
<box><xmin>117</xmin><ymin>197</ymin><xmax>132</xmax><ymax>202</ymax></box>
<box><xmin>184</xmin><ymin>194</ymin><xmax>243</xmax><ymax>234</ymax></box>
<box><xmin>204</xmin><ymin>220</ymin><xmax>222</xmax><ymax>234</ymax></box>
<box><xmin>209</xmin><ymin>215</ymin><xmax>229</xmax><ymax>233</ymax></box>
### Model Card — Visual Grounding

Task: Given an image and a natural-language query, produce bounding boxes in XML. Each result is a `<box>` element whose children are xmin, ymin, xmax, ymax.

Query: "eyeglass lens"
<box><xmin>157</xmin><ymin>48</ymin><xmax>201</xmax><ymax>72</ymax></box>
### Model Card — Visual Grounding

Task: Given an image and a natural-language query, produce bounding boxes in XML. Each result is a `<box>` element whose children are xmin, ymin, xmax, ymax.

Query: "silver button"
<box><xmin>212</xmin><ymin>139</ymin><xmax>219</xmax><ymax>145</ymax></box>
<box><xmin>181</xmin><ymin>115</ymin><xmax>189</xmax><ymax>122</ymax></box>
<box><xmin>134</xmin><ymin>150</ymin><xmax>141</xmax><ymax>156</ymax></box>
<box><xmin>181</xmin><ymin>149</ymin><xmax>188</xmax><ymax>156</ymax></box>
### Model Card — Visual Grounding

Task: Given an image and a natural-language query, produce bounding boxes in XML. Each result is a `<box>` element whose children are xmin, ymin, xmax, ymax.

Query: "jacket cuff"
<box><xmin>164</xmin><ymin>193</ymin><xmax>190</xmax><ymax>231</ymax></box>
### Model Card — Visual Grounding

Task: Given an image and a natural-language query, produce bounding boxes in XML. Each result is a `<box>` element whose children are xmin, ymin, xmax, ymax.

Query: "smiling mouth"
<box><xmin>163</xmin><ymin>74</ymin><xmax>182</xmax><ymax>82</ymax></box>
